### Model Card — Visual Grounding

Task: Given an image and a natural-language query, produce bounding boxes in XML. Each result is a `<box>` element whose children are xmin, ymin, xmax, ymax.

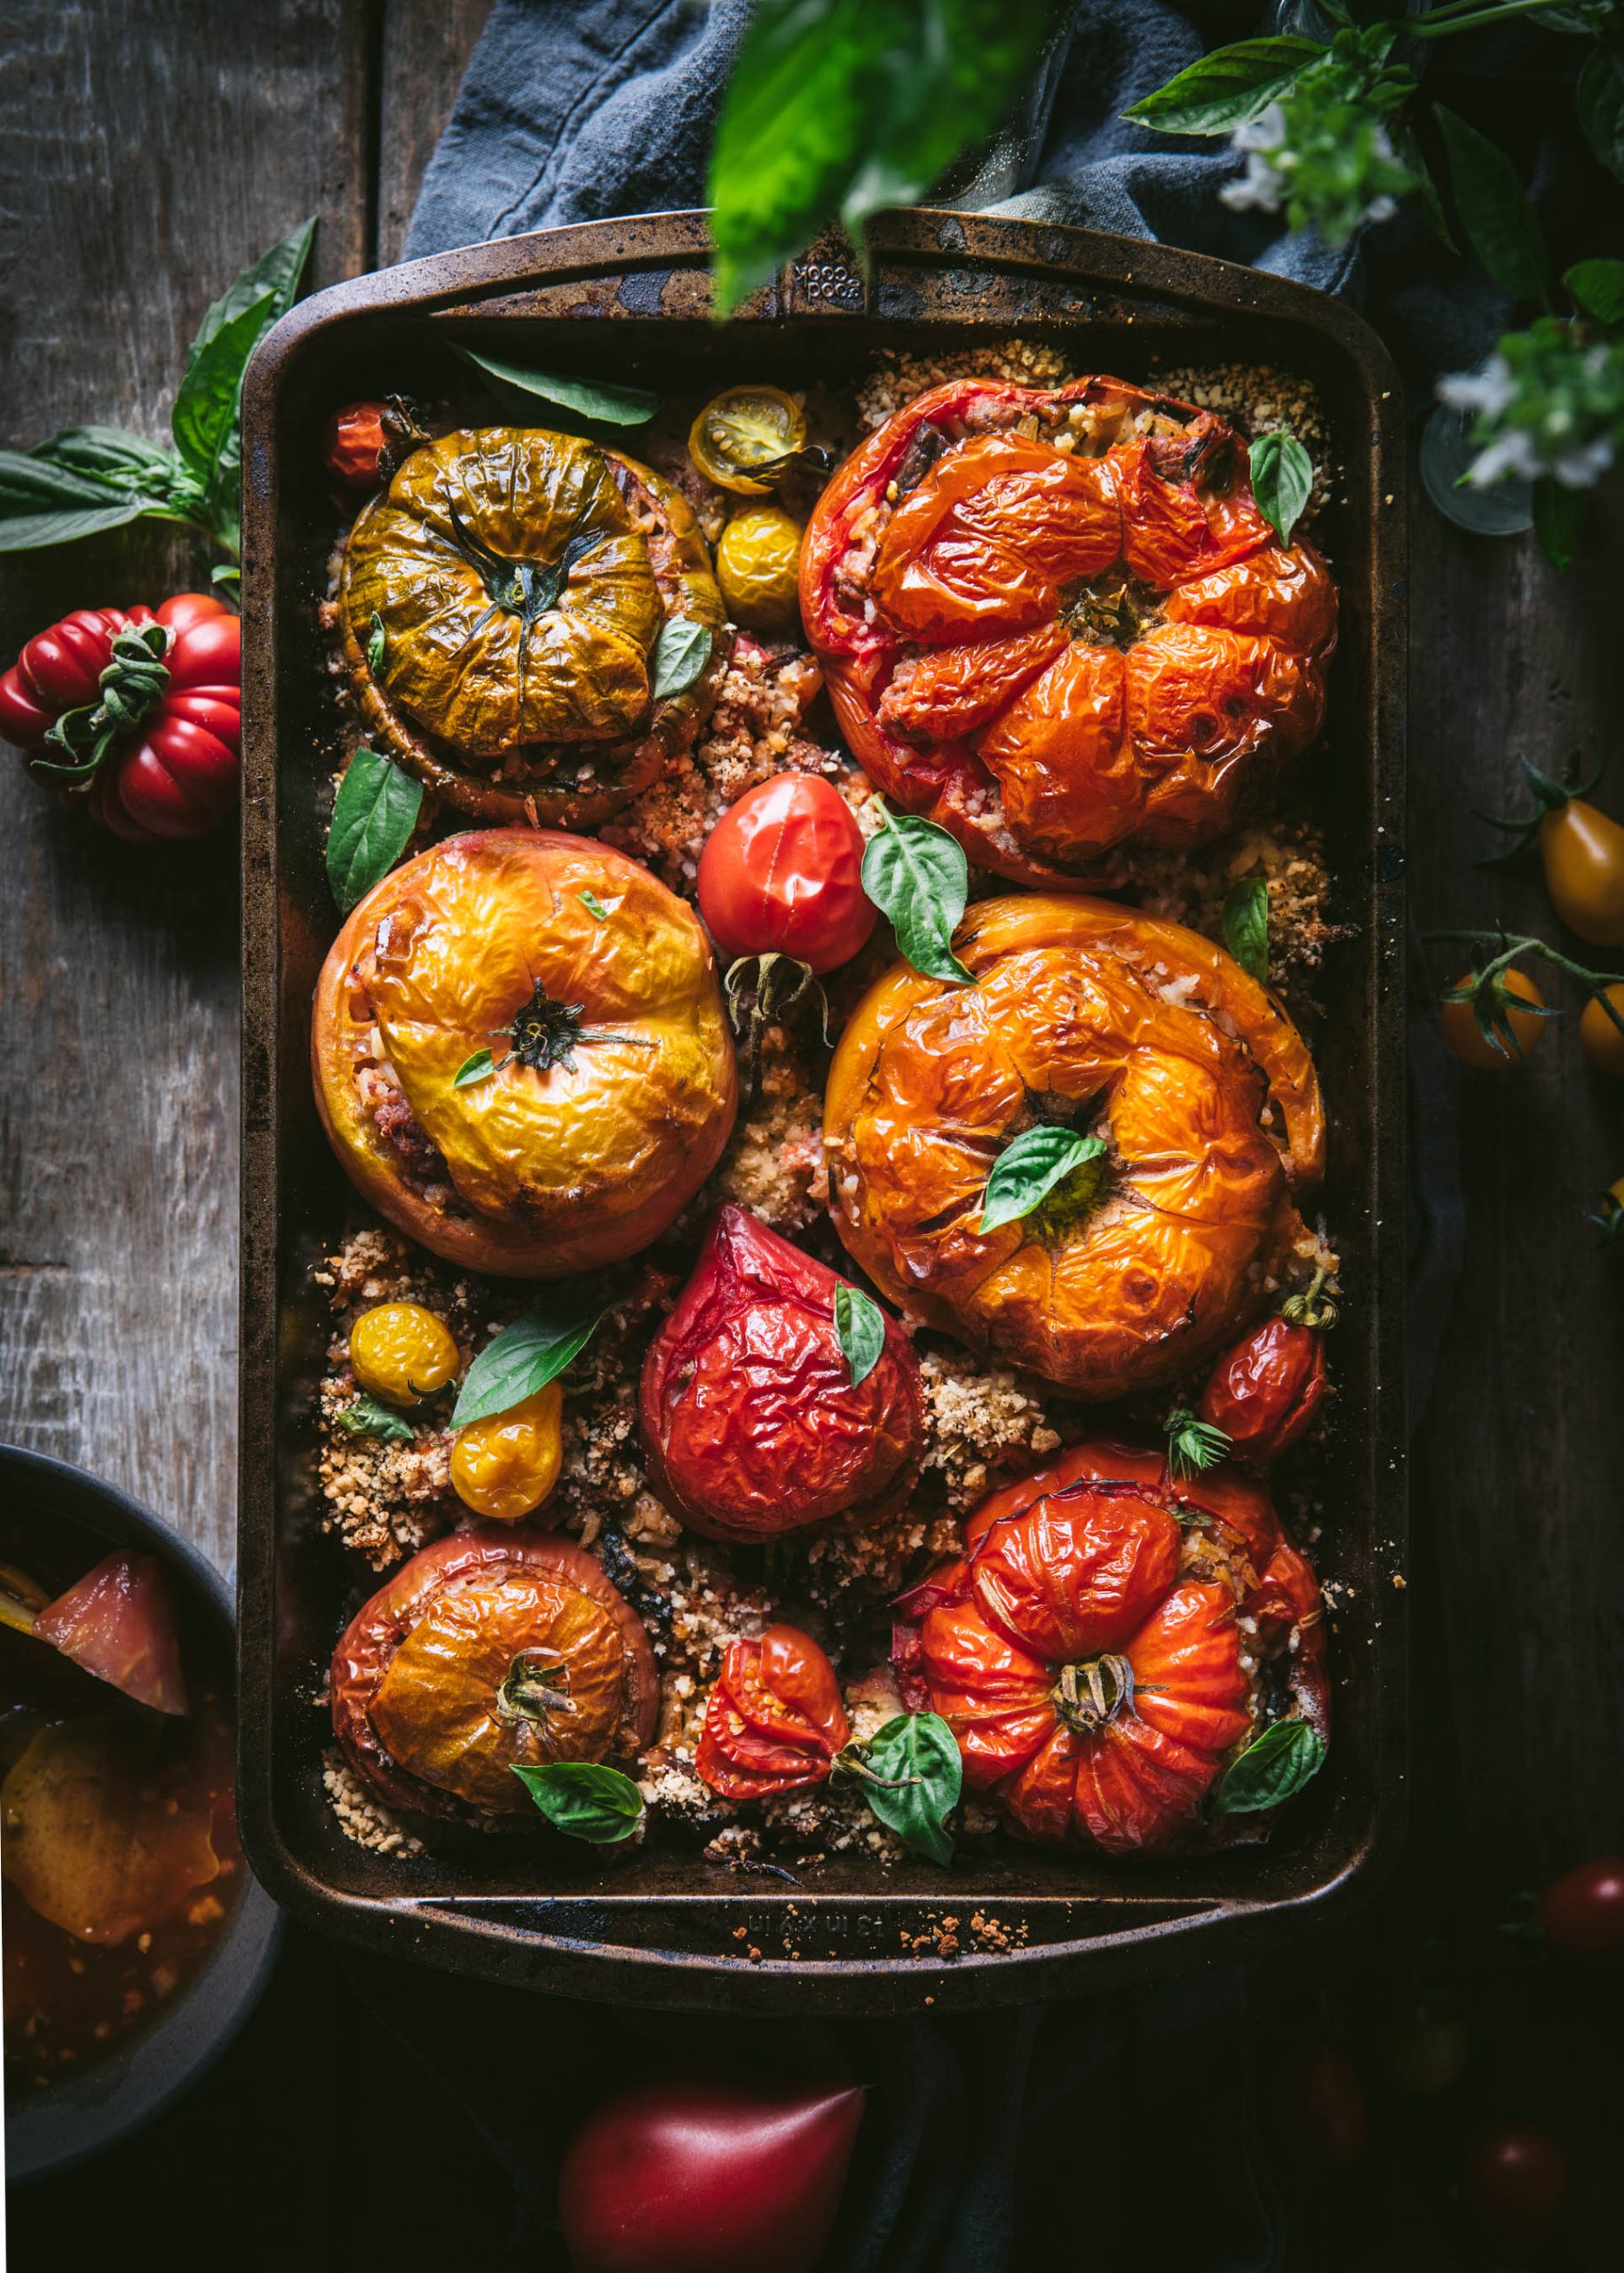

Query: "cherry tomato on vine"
<box><xmin>1538</xmin><ymin>793</ymin><xmax>1624</xmax><ymax>947</ymax></box>
<box><xmin>1439</xmin><ymin>968</ymin><xmax>1547</xmax><ymax>1069</ymax></box>
<box><xmin>1579</xmin><ymin>984</ymin><xmax>1624</xmax><ymax>1075</ymax></box>
<box><xmin>697</xmin><ymin>774</ymin><xmax>875</xmax><ymax>974</ymax></box>
<box><xmin>1462</xmin><ymin>2122</ymin><xmax>1569</xmax><ymax>2248</ymax></box>
<box><xmin>1539</xmin><ymin>1854</ymin><xmax>1624</xmax><ymax>1960</ymax></box>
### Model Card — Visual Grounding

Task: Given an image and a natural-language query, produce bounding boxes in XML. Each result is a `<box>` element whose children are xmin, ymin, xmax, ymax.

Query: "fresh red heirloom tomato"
<box><xmin>1462</xmin><ymin>2122</ymin><xmax>1569</xmax><ymax>2248</ymax></box>
<box><xmin>1</xmin><ymin>592</ymin><xmax>241</xmax><ymax>843</ymax></box>
<box><xmin>640</xmin><ymin>1205</ymin><xmax>925</xmax><ymax>1544</ymax></box>
<box><xmin>1199</xmin><ymin>1317</ymin><xmax>1327</xmax><ymax>1458</ymax></box>
<box><xmin>696</xmin><ymin>1625</ymin><xmax>851</xmax><ymax>1799</ymax></box>
<box><xmin>696</xmin><ymin>773</ymin><xmax>875</xmax><ymax>973</ymax></box>
<box><xmin>899</xmin><ymin>1440</ymin><xmax>1328</xmax><ymax>1852</ymax></box>
<box><xmin>558</xmin><ymin>2078</ymin><xmax>864</xmax><ymax>2273</ymax></box>
<box><xmin>1539</xmin><ymin>1854</ymin><xmax>1624</xmax><ymax>1960</ymax></box>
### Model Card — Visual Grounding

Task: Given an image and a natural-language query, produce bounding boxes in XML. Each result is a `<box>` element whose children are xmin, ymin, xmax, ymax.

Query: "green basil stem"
<box><xmin>1428</xmin><ymin>928</ymin><xmax>1624</xmax><ymax>1043</ymax></box>
<box><xmin>1411</xmin><ymin>0</ymin><xmax>1574</xmax><ymax>33</ymax></box>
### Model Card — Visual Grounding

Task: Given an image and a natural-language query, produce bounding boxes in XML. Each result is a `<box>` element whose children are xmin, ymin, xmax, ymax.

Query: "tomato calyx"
<box><xmin>30</xmin><ymin>622</ymin><xmax>170</xmax><ymax>788</ymax></box>
<box><xmin>495</xmin><ymin>1648</ymin><xmax>574</xmax><ymax>1726</ymax></box>
<box><xmin>1280</xmin><ymin>1264</ymin><xmax>1339</xmax><ymax>1332</ymax></box>
<box><xmin>723</xmin><ymin>951</ymin><xmax>831</xmax><ymax>1094</ymax></box>
<box><xmin>504</xmin><ymin>978</ymin><xmax>643</xmax><ymax>1073</ymax></box>
<box><xmin>1430</xmin><ymin>927</ymin><xmax>1624</xmax><ymax>1057</ymax></box>
<box><xmin>445</xmin><ymin>503</ymin><xmax>604</xmax><ymax>628</ymax></box>
<box><xmin>1477</xmin><ymin>756</ymin><xmax>1605</xmax><ymax>861</ymax></box>
<box><xmin>1050</xmin><ymin>1651</ymin><xmax>1136</xmax><ymax>1736</ymax></box>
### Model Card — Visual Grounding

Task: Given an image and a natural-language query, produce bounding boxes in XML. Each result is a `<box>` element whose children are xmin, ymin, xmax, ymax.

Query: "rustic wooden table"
<box><xmin>2</xmin><ymin>3</ymin><xmax>1621</xmax><ymax>2251</ymax></box>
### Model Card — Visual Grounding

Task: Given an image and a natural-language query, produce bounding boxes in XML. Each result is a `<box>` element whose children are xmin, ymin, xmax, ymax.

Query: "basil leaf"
<box><xmin>326</xmin><ymin>748</ymin><xmax>424</xmax><ymax>912</ymax></box>
<box><xmin>454</xmin><ymin>1049</ymin><xmax>497</xmax><ymax>1089</ymax></box>
<box><xmin>452</xmin><ymin>1303</ymin><xmax>603</xmax><ymax>1428</ymax></box>
<box><xmin>511</xmin><ymin>1762</ymin><xmax>644</xmax><ymax>1844</ymax></box>
<box><xmin>1533</xmin><ymin>479</ymin><xmax>1588</xmax><ymax>571</ymax></box>
<box><xmin>0</xmin><ymin>500</ymin><xmax>153</xmax><ymax>552</ymax></box>
<box><xmin>1248</xmin><ymin>432</ymin><xmax>1313</xmax><ymax>548</ymax></box>
<box><xmin>0</xmin><ymin>448</ymin><xmax>125</xmax><ymax>507</ymax></box>
<box><xmin>187</xmin><ymin>215</ymin><xmax>316</xmax><ymax>365</ymax></box>
<box><xmin>861</xmin><ymin>809</ymin><xmax>973</xmax><ymax>986</ymax></box>
<box><xmin>1123</xmin><ymin>36</ymin><xmax>1321</xmax><ymax>137</ymax></box>
<box><xmin>1579</xmin><ymin>36</ymin><xmax>1624</xmax><ymax>185</ymax></box>
<box><xmin>834</xmin><ymin>1283</ymin><xmax>886</xmax><ymax>1386</ymax></box>
<box><xmin>579</xmin><ymin>890</ymin><xmax>610</xmax><ymax>922</ymax></box>
<box><xmin>451</xmin><ymin>344</ymin><xmax>658</xmax><ymax>425</ymax></box>
<box><xmin>170</xmin><ymin>289</ymin><xmax>279</xmax><ymax>490</ymax></box>
<box><xmin>978</xmin><ymin>1128</ymin><xmax>1106</xmax><ymax>1235</ymax></box>
<box><xmin>1565</xmin><ymin>257</ymin><xmax>1624</xmax><ymax>325</ymax></box>
<box><xmin>1222</xmin><ymin>876</ymin><xmax>1271</xmax><ymax>983</ymax></box>
<box><xmin>32</xmin><ymin>426</ymin><xmax>178</xmax><ymax>485</ymax></box>
<box><xmin>366</xmin><ymin>610</ymin><xmax>387</xmax><ymax>677</ymax></box>
<box><xmin>709</xmin><ymin>0</ymin><xmax>1047</xmax><ymax>318</ymax></box>
<box><xmin>336</xmin><ymin>1392</ymin><xmax>415</xmax><ymax>1444</ymax></box>
<box><xmin>848</xmin><ymin>1712</ymin><xmax>962</xmax><ymax>1866</ymax></box>
<box><xmin>648</xmin><ymin>616</ymin><xmax>713</xmax><ymax>701</ymax></box>
<box><xmin>1435</xmin><ymin>106</ymin><xmax>1554</xmax><ymax>312</ymax></box>
<box><xmin>1165</xmin><ymin>1407</ymin><xmax>1232</xmax><ymax>1482</ymax></box>
<box><xmin>1211</xmin><ymin>1719</ymin><xmax>1327</xmax><ymax>1816</ymax></box>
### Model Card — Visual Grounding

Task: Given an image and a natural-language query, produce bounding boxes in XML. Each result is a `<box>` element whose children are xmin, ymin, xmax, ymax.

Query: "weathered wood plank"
<box><xmin>377</xmin><ymin>0</ymin><xmax>495</xmax><ymax>266</ymax></box>
<box><xmin>0</xmin><ymin>0</ymin><xmax>372</xmax><ymax>1567</ymax></box>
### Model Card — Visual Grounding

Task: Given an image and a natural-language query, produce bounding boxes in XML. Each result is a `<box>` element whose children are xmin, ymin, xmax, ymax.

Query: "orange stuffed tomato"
<box><xmin>331</xmin><ymin>1527</ymin><xmax>660</xmax><ymax>1820</ymax></box>
<box><xmin>696</xmin><ymin>1626</ymin><xmax>851</xmax><ymax>1800</ymax></box>
<box><xmin>897</xmin><ymin>1441</ymin><xmax>1328</xmax><ymax>1853</ymax></box>
<box><xmin>800</xmin><ymin>377</ymin><xmax>1335</xmax><ymax>885</ymax></box>
<box><xmin>823</xmin><ymin>893</ymin><xmax>1323</xmax><ymax>1398</ymax></box>
<box><xmin>337</xmin><ymin>427</ymin><xmax>726</xmax><ymax>828</ymax></box>
<box><xmin>312</xmin><ymin>828</ymin><xmax>737</xmax><ymax>1278</ymax></box>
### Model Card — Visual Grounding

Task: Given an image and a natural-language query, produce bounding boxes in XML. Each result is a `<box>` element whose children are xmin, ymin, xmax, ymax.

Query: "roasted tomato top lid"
<box><xmin>640</xmin><ymin>1204</ymin><xmax>924</xmax><ymax>1543</ymax></box>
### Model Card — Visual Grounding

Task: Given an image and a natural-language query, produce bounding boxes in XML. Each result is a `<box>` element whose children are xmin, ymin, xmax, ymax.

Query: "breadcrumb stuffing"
<box><xmin>1124</xmin><ymin>818</ymin><xmax>1351</xmax><ymax>1026</ymax></box>
<box><xmin>917</xmin><ymin>1349</ymin><xmax>1065</xmax><ymax>1511</ymax></box>
<box><xmin>322</xmin><ymin>1750</ymin><xmax>424</xmax><ymax>1857</ymax></box>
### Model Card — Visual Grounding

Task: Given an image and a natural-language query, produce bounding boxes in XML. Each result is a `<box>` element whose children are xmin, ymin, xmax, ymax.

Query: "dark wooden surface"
<box><xmin>2</xmin><ymin>0</ymin><xmax>1621</xmax><ymax>2255</ymax></box>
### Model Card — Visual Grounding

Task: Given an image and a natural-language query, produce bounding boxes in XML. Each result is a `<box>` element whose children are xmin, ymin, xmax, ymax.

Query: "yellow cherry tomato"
<box><xmin>716</xmin><ymin>504</ymin><xmax>804</xmax><ymax>631</ymax></box>
<box><xmin>1580</xmin><ymin>984</ymin><xmax>1624</xmax><ymax>1075</ymax></box>
<box><xmin>350</xmin><ymin>1302</ymin><xmax>460</xmax><ymax>1407</ymax></box>
<box><xmin>1439</xmin><ymin>968</ymin><xmax>1547</xmax><ymax>1069</ymax></box>
<box><xmin>688</xmin><ymin>386</ymin><xmax>807</xmax><ymax>495</ymax></box>
<box><xmin>1540</xmin><ymin>796</ymin><xmax>1624</xmax><ymax>947</ymax></box>
<box><xmin>449</xmin><ymin>1382</ymin><xmax>564</xmax><ymax>1521</ymax></box>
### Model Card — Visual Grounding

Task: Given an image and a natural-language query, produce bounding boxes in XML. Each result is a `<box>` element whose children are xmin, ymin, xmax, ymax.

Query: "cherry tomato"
<box><xmin>1199</xmin><ymin>1318</ymin><xmax>1327</xmax><ymax>1458</ymax></box>
<box><xmin>1439</xmin><ymin>967</ymin><xmax>1547</xmax><ymax>1068</ymax></box>
<box><xmin>697</xmin><ymin>774</ymin><xmax>875</xmax><ymax>974</ymax></box>
<box><xmin>1539</xmin><ymin>793</ymin><xmax>1624</xmax><ymax>946</ymax></box>
<box><xmin>558</xmin><ymin>2078</ymin><xmax>864</xmax><ymax>2273</ymax></box>
<box><xmin>1381</xmin><ymin>2003</ymin><xmax>1469</xmax><ymax>2096</ymax></box>
<box><xmin>324</xmin><ymin>400</ymin><xmax>392</xmax><ymax>488</ymax></box>
<box><xmin>1539</xmin><ymin>1854</ymin><xmax>1624</xmax><ymax>1960</ymax></box>
<box><xmin>688</xmin><ymin>386</ymin><xmax>807</xmax><ymax>495</ymax></box>
<box><xmin>1271</xmin><ymin>2041</ymin><xmax>1368</xmax><ymax>2172</ymax></box>
<box><xmin>1579</xmin><ymin>984</ymin><xmax>1624</xmax><ymax>1075</ymax></box>
<box><xmin>1462</xmin><ymin>2122</ymin><xmax>1569</xmax><ymax>2248</ymax></box>
<box><xmin>716</xmin><ymin>503</ymin><xmax>803</xmax><ymax>631</ymax></box>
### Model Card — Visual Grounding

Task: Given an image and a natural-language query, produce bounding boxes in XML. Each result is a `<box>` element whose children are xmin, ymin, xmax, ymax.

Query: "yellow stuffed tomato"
<box><xmin>312</xmin><ymin>829</ymin><xmax>738</xmax><ymax>1276</ymax></box>
<box><xmin>337</xmin><ymin>427</ymin><xmax>726</xmax><ymax>828</ymax></box>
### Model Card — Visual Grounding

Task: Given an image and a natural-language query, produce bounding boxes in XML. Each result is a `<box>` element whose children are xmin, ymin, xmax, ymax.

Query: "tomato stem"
<box><xmin>1428</xmin><ymin>930</ymin><xmax>1624</xmax><ymax>1044</ymax></box>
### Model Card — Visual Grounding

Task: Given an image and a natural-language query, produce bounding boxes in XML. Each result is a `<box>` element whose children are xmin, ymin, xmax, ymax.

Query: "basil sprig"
<box><xmin>0</xmin><ymin>217</ymin><xmax>313</xmax><ymax>564</ymax></box>
<box><xmin>451</xmin><ymin>344</ymin><xmax>658</xmax><ymax>426</ymax></box>
<box><xmin>336</xmin><ymin>1391</ymin><xmax>415</xmax><ymax>1444</ymax></box>
<box><xmin>512</xmin><ymin>1762</ymin><xmax>645</xmax><ymax>1844</ymax></box>
<box><xmin>1164</xmin><ymin>1407</ymin><xmax>1232</xmax><ymax>1482</ymax></box>
<box><xmin>648</xmin><ymin>617</ymin><xmax>714</xmax><ymax>701</ymax></box>
<box><xmin>1211</xmin><ymin>1719</ymin><xmax>1327</xmax><ymax>1817</ymax></box>
<box><xmin>1248</xmin><ymin>432</ymin><xmax>1314</xmax><ymax>549</ymax></box>
<box><xmin>326</xmin><ymin>748</ymin><xmax>424</xmax><ymax>912</ymax></box>
<box><xmin>834</xmin><ymin>1284</ymin><xmax>886</xmax><ymax>1387</ymax></box>
<box><xmin>978</xmin><ymin>1128</ymin><xmax>1105</xmax><ymax>1236</ymax></box>
<box><xmin>1222</xmin><ymin>876</ymin><xmax>1271</xmax><ymax>985</ymax></box>
<box><xmin>839</xmin><ymin>1712</ymin><xmax>962</xmax><ymax>1866</ymax></box>
<box><xmin>860</xmin><ymin>808</ymin><xmax>973</xmax><ymax>986</ymax></box>
<box><xmin>452</xmin><ymin>1302</ymin><xmax>604</xmax><ymax>1429</ymax></box>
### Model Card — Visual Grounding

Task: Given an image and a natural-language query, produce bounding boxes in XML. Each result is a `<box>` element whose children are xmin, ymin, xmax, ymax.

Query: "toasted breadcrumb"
<box><xmin>1123</xmin><ymin>818</ymin><xmax>1351</xmax><ymax>1026</ymax></box>
<box><xmin>857</xmin><ymin>338</ymin><xmax>1070</xmax><ymax>428</ymax></box>
<box><xmin>917</xmin><ymin>1349</ymin><xmax>1065</xmax><ymax>1511</ymax></box>
<box><xmin>322</xmin><ymin>1750</ymin><xmax>424</xmax><ymax>1857</ymax></box>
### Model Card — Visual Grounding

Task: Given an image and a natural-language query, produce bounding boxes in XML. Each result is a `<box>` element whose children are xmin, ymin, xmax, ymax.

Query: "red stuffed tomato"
<box><xmin>800</xmin><ymin>376</ymin><xmax>1336</xmax><ymax>886</ymax></box>
<box><xmin>697</xmin><ymin>773</ymin><xmax>875</xmax><ymax>974</ymax></box>
<box><xmin>640</xmin><ymin>1204</ymin><xmax>924</xmax><ymax>1544</ymax></box>
<box><xmin>896</xmin><ymin>1440</ymin><xmax>1327</xmax><ymax>1853</ymax></box>
<box><xmin>0</xmin><ymin>592</ymin><xmax>241</xmax><ymax>843</ymax></box>
<box><xmin>331</xmin><ymin>1526</ymin><xmax>660</xmax><ymax>1820</ymax></box>
<box><xmin>696</xmin><ymin>1625</ymin><xmax>851</xmax><ymax>1800</ymax></box>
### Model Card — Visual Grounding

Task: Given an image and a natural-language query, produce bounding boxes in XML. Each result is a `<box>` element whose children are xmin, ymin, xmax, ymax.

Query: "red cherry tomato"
<box><xmin>323</xmin><ymin>400</ymin><xmax>392</xmax><ymax>489</ymax></box>
<box><xmin>1272</xmin><ymin>2041</ymin><xmax>1368</xmax><ymax>2172</ymax></box>
<box><xmin>1200</xmin><ymin>1318</ymin><xmax>1328</xmax><ymax>1459</ymax></box>
<box><xmin>558</xmin><ymin>2078</ymin><xmax>864</xmax><ymax>2273</ymax></box>
<box><xmin>697</xmin><ymin>774</ymin><xmax>875</xmax><ymax>974</ymax></box>
<box><xmin>1539</xmin><ymin>1855</ymin><xmax>1624</xmax><ymax>1960</ymax></box>
<box><xmin>1462</xmin><ymin>2122</ymin><xmax>1569</xmax><ymax>2248</ymax></box>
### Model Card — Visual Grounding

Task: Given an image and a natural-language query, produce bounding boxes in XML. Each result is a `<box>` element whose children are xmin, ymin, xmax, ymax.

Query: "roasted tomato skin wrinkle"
<box><xmin>557</xmin><ymin>2078</ymin><xmax>865</xmax><ymax>2273</ymax></box>
<box><xmin>640</xmin><ymin>1205</ymin><xmax>924</xmax><ymax>1543</ymax></box>
<box><xmin>799</xmin><ymin>375</ymin><xmax>1335</xmax><ymax>884</ymax></box>
<box><xmin>696</xmin><ymin>1625</ymin><xmax>851</xmax><ymax>1799</ymax></box>
<box><xmin>1199</xmin><ymin>1319</ymin><xmax>1327</xmax><ymax>1458</ymax></box>
<box><xmin>697</xmin><ymin>773</ymin><xmax>875</xmax><ymax>972</ymax></box>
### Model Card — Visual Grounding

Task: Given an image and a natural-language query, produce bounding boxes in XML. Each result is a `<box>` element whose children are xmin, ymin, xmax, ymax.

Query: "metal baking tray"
<box><xmin>238</xmin><ymin>210</ymin><xmax>1407</xmax><ymax>2016</ymax></box>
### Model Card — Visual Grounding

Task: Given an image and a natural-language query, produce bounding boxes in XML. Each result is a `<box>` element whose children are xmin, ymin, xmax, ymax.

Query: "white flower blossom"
<box><xmin>1437</xmin><ymin>357</ymin><xmax>1517</xmax><ymax>421</ymax></box>
<box><xmin>1220</xmin><ymin>104</ymin><xmax>1287</xmax><ymax>215</ymax></box>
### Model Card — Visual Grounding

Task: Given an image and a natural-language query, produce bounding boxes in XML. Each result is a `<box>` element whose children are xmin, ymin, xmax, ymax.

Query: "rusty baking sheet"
<box><xmin>238</xmin><ymin>210</ymin><xmax>1407</xmax><ymax>2016</ymax></box>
